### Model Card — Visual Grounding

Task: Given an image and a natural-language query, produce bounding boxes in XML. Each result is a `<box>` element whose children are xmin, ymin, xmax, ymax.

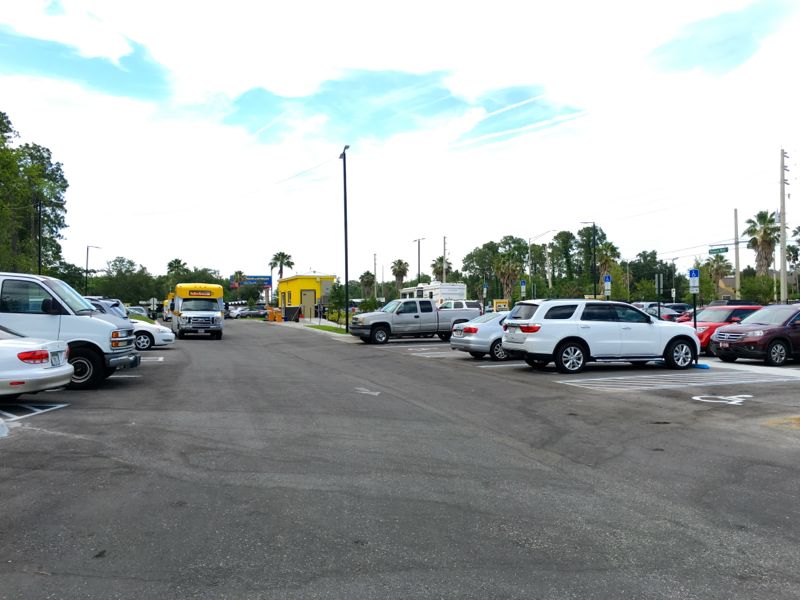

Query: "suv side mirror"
<box><xmin>730</xmin><ymin>316</ymin><xmax>742</xmax><ymax>323</ymax></box>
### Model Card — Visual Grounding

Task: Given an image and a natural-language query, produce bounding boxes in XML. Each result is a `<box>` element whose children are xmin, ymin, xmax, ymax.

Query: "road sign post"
<box><xmin>520</xmin><ymin>279</ymin><xmax>526</xmax><ymax>299</ymax></box>
<box><xmin>603</xmin><ymin>274</ymin><xmax>611</xmax><ymax>300</ymax></box>
<box><xmin>709</xmin><ymin>247</ymin><xmax>729</xmax><ymax>255</ymax></box>
<box><xmin>689</xmin><ymin>269</ymin><xmax>700</xmax><ymax>335</ymax></box>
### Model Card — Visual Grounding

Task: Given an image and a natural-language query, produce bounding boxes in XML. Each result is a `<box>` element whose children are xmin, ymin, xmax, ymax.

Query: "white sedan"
<box><xmin>131</xmin><ymin>319</ymin><xmax>176</xmax><ymax>351</ymax></box>
<box><xmin>1</xmin><ymin>325</ymin><xmax>73</xmax><ymax>400</ymax></box>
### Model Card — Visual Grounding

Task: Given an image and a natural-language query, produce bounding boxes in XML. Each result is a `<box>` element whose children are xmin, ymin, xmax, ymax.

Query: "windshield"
<box><xmin>44</xmin><ymin>278</ymin><xmax>94</xmax><ymax>313</ymax></box>
<box><xmin>695</xmin><ymin>308</ymin><xmax>732</xmax><ymax>323</ymax></box>
<box><xmin>181</xmin><ymin>299</ymin><xmax>220</xmax><ymax>311</ymax></box>
<box><xmin>380</xmin><ymin>300</ymin><xmax>401</xmax><ymax>313</ymax></box>
<box><xmin>741</xmin><ymin>305</ymin><xmax>798</xmax><ymax>326</ymax></box>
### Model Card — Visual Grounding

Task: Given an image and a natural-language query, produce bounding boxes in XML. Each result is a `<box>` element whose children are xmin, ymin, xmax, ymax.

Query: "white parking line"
<box><xmin>478</xmin><ymin>362</ymin><xmax>528</xmax><ymax>369</ymax></box>
<box><xmin>139</xmin><ymin>356</ymin><xmax>165</xmax><ymax>362</ymax></box>
<box><xmin>108</xmin><ymin>375</ymin><xmax>142</xmax><ymax>379</ymax></box>
<box><xmin>558</xmin><ymin>371</ymin><xmax>798</xmax><ymax>392</ymax></box>
<box><xmin>0</xmin><ymin>403</ymin><xmax>69</xmax><ymax>422</ymax></box>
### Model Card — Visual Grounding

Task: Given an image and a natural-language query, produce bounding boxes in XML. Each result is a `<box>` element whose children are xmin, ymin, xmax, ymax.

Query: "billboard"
<box><xmin>229</xmin><ymin>275</ymin><xmax>272</xmax><ymax>289</ymax></box>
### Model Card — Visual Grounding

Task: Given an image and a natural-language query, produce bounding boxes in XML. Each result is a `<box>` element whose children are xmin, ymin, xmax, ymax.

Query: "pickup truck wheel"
<box><xmin>664</xmin><ymin>338</ymin><xmax>694</xmax><ymax>369</ymax></box>
<box><xmin>469</xmin><ymin>352</ymin><xmax>485</xmax><ymax>359</ymax></box>
<box><xmin>765</xmin><ymin>340</ymin><xmax>789</xmax><ymax>366</ymax></box>
<box><xmin>489</xmin><ymin>339</ymin><xmax>507</xmax><ymax>361</ymax></box>
<box><xmin>370</xmin><ymin>326</ymin><xmax>389</xmax><ymax>344</ymax></box>
<box><xmin>360</xmin><ymin>337</ymin><xmax>371</xmax><ymax>344</ymax></box>
<box><xmin>438</xmin><ymin>332</ymin><xmax>452</xmax><ymax>342</ymax></box>
<box><xmin>134</xmin><ymin>331</ymin><xmax>154</xmax><ymax>350</ymax></box>
<box><xmin>68</xmin><ymin>347</ymin><xmax>104</xmax><ymax>390</ymax></box>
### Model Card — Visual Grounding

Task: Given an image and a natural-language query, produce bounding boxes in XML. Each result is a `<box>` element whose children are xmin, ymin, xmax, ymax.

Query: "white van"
<box><xmin>0</xmin><ymin>272</ymin><xmax>140</xmax><ymax>389</ymax></box>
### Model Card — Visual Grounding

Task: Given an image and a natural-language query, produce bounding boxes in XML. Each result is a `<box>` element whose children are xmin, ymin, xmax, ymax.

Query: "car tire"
<box><xmin>213</xmin><ymin>331</ymin><xmax>223</xmax><ymax>340</ymax></box>
<box><xmin>3</xmin><ymin>394</ymin><xmax>21</xmax><ymax>401</ymax></box>
<box><xmin>68</xmin><ymin>347</ymin><xmax>104</xmax><ymax>390</ymax></box>
<box><xmin>135</xmin><ymin>331</ymin><xmax>154</xmax><ymax>351</ymax></box>
<box><xmin>359</xmin><ymin>337</ymin><xmax>371</xmax><ymax>344</ymax></box>
<box><xmin>370</xmin><ymin>326</ymin><xmax>389</xmax><ymax>344</ymax></box>
<box><xmin>103</xmin><ymin>367</ymin><xmax>117</xmax><ymax>379</ymax></box>
<box><xmin>177</xmin><ymin>330</ymin><xmax>185</xmax><ymax>340</ymax></box>
<box><xmin>554</xmin><ymin>341</ymin><xmax>587</xmax><ymax>374</ymax></box>
<box><xmin>438</xmin><ymin>332</ymin><xmax>452</xmax><ymax>342</ymax></box>
<box><xmin>664</xmin><ymin>338</ymin><xmax>694</xmax><ymax>369</ymax></box>
<box><xmin>765</xmin><ymin>340</ymin><xmax>789</xmax><ymax>367</ymax></box>
<box><xmin>469</xmin><ymin>352</ymin><xmax>485</xmax><ymax>359</ymax></box>
<box><xmin>524</xmin><ymin>356</ymin><xmax>549</xmax><ymax>369</ymax></box>
<box><xmin>489</xmin><ymin>340</ymin><xmax>507</xmax><ymax>361</ymax></box>
<box><xmin>717</xmin><ymin>353</ymin><xmax>738</xmax><ymax>363</ymax></box>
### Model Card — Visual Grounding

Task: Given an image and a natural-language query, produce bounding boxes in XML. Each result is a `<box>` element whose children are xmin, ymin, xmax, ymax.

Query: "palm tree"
<box><xmin>494</xmin><ymin>253</ymin><xmax>524</xmax><ymax>300</ymax></box>
<box><xmin>269</xmin><ymin>252</ymin><xmax>294</xmax><ymax>281</ymax></box>
<box><xmin>744</xmin><ymin>211</ymin><xmax>780</xmax><ymax>276</ymax></box>
<box><xmin>704</xmin><ymin>254</ymin><xmax>732</xmax><ymax>297</ymax></box>
<box><xmin>232</xmin><ymin>270</ymin><xmax>246</xmax><ymax>289</ymax></box>
<box><xmin>359</xmin><ymin>271</ymin><xmax>376</xmax><ymax>298</ymax></box>
<box><xmin>430</xmin><ymin>255</ymin><xmax>452</xmax><ymax>282</ymax></box>
<box><xmin>596</xmin><ymin>241</ymin><xmax>620</xmax><ymax>280</ymax></box>
<box><xmin>391</xmin><ymin>259</ymin><xmax>409</xmax><ymax>291</ymax></box>
<box><xmin>167</xmin><ymin>258</ymin><xmax>188</xmax><ymax>276</ymax></box>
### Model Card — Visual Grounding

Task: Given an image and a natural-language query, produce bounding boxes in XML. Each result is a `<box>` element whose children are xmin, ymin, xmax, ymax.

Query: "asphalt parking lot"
<box><xmin>2</xmin><ymin>320</ymin><xmax>799</xmax><ymax>599</ymax></box>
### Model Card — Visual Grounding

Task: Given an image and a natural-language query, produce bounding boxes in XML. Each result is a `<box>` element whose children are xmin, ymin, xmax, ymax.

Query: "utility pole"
<box><xmin>734</xmin><ymin>208</ymin><xmax>741</xmax><ymax>299</ymax></box>
<box><xmin>339</xmin><ymin>145</ymin><xmax>350</xmax><ymax>333</ymax></box>
<box><xmin>780</xmin><ymin>149</ymin><xmax>789</xmax><ymax>303</ymax></box>
<box><xmin>373</xmin><ymin>253</ymin><xmax>377</xmax><ymax>298</ymax></box>
<box><xmin>442</xmin><ymin>236</ymin><xmax>447</xmax><ymax>283</ymax></box>
<box><xmin>413</xmin><ymin>238</ymin><xmax>425</xmax><ymax>284</ymax></box>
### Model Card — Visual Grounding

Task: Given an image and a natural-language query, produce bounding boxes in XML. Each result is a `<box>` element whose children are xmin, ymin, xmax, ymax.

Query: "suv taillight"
<box><xmin>520</xmin><ymin>324</ymin><xmax>541</xmax><ymax>333</ymax></box>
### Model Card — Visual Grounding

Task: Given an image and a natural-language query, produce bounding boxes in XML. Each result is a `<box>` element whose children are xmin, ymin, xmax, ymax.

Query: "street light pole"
<box><xmin>413</xmin><ymin>238</ymin><xmax>425</xmax><ymax>284</ymax></box>
<box><xmin>84</xmin><ymin>245</ymin><xmax>100</xmax><ymax>295</ymax></box>
<box><xmin>340</xmin><ymin>145</ymin><xmax>350</xmax><ymax>333</ymax></box>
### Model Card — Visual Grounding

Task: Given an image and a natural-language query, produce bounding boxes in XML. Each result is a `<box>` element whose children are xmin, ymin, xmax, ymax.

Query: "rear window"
<box><xmin>466</xmin><ymin>301</ymin><xmax>482</xmax><ymax>310</ymax></box>
<box><xmin>508</xmin><ymin>303</ymin><xmax>538</xmax><ymax>320</ymax></box>
<box><xmin>544</xmin><ymin>305</ymin><xmax>577</xmax><ymax>319</ymax></box>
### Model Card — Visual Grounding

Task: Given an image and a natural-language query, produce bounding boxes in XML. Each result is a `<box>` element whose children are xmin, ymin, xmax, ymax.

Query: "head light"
<box><xmin>749</xmin><ymin>330</ymin><xmax>765</xmax><ymax>337</ymax></box>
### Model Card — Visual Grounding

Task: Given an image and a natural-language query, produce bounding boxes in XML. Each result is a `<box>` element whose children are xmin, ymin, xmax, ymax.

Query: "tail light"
<box><xmin>502</xmin><ymin>324</ymin><xmax>507</xmax><ymax>331</ymax></box>
<box><xmin>18</xmin><ymin>349</ymin><xmax>49</xmax><ymax>364</ymax></box>
<box><xmin>520</xmin><ymin>324</ymin><xmax>541</xmax><ymax>333</ymax></box>
<box><xmin>462</xmin><ymin>326</ymin><xmax>478</xmax><ymax>334</ymax></box>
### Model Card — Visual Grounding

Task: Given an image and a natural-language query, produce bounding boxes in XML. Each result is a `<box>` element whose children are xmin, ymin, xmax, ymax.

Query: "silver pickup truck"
<box><xmin>349</xmin><ymin>298</ymin><xmax>480</xmax><ymax>344</ymax></box>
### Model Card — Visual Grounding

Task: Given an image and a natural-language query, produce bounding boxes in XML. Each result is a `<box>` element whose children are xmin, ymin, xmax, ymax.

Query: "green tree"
<box><xmin>430</xmin><ymin>255</ymin><xmax>453</xmax><ymax>282</ymax></box>
<box><xmin>744</xmin><ymin>210</ymin><xmax>780</xmax><ymax>276</ymax></box>
<box><xmin>704</xmin><ymin>254</ymin><xmax>732</xmax><ymax>297</ymax></box>
<box><xmin>461</xmin><ymin>241</ymin><xmax>499</xmax><ymax>302</ymax></box>
<box><xmin>391</xmin><ymin>259</ymin><xmax>409</xmax><ymax>291</ymax></box>
<box><xmin>494</xmin><ymin>251</ymin><xmax>524</xmax><ymax>300</ymax></box>
<box><xmin>740</xmin><ymin>275</ymin><xmax>775</xmax><ymax>305</ymax></box>
<box><xmin>359</xmin><ymin>271</ymin><xmax>376</xmax><ymax>297</ymax></box>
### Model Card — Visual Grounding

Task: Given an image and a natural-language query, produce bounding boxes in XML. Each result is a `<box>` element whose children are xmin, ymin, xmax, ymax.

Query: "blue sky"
<box><xmin>0</xmin><ymin>1</ymin><xmax>797</xmax><ymax>279</ymax></box>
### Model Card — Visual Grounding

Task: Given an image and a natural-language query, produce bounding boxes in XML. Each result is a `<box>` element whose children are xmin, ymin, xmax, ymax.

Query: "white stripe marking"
<box><xmin>108</xmin><ymin>375</ymin><xmax>142</xmax><ymax>379</ymax></box>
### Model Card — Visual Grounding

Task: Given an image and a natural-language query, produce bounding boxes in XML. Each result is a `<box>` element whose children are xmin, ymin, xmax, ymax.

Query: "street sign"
<box><xmin>689</xmin><ymin>269</ymin><xmax>700</xmax><ymax>294</ymax></box>
<box><xmin>603</xmin><ymin>275</ymin><xmax>611</xmax><ymax>283</ymax></box>
<box><xmin>520</xmin><ymin>280</ymin><xmax>526</xmax><ymax>297</ymax></box>
<box><xmin>604</xmin><ymin>281</ymin><xmax>611</xmax><ymax>296</ymax></box>
<box><xmin>709</xmin><ymin>247</ymin><xmax>728</xmax><ymax>255</ymax></box>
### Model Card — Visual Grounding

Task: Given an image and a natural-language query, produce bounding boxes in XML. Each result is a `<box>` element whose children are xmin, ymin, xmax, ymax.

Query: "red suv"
<box><xmin>690</xmin><ymin>305</ymin><xmax>762</xmax><ymax>353</ymax></box>
<box><xmin>711</xmin><ymin>304</ymin><xmax>800</xmax><ymax>366</ymax></box>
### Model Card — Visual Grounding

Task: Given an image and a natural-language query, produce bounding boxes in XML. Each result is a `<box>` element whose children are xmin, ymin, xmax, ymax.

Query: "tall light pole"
<box><xmin>581</xmin><ymin>221</ymin><xmax>597</xmax><ymax>299</ymax></box>
<box><xmin>413</xmin><ymin>238</ymin><xmax>425</xmax><ymax>284</ymax></box>
<box><xmin>340</xmin><ymin>145</ymin><xmax>350</xmax><ymax>333</ymax></box>
<box><xmin>780</xmin><ymin>149</ymin><xmax>789</xmax><ymax>303</ymax></box>
<box><xmin>84</xmin><ymin>245</ymin><xmax>100</xmax><ymax>295</ymax></box>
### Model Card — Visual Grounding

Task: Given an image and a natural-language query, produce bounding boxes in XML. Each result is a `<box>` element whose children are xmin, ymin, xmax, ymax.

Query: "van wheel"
<box><xmin>664</xmin><ymin>338</ymin><xmax>694</xmax><ymax>369</ymax></box>
<box><xmin>370</xmin><ymin>326</ymin><xmax>389</xmax><ymax>344</ymax></box>
<box><xmin>554</xmin><ymin>341</ymin><xmax>587</xmax><ymax>374</ymax></box>
<box><xmin>489</xmin><ymin>340</ymin><xmax>507</xmax><ymax>361</ymax></box>
<box><xmin>213</xmin><ymin>331</ymin><xmax>223</xmax><ymax>340</ymax></box>
<box><xmin>68</xmin><ymin>347</ymin><xmax>104</xmax><ymax>390</ymax></box>
<box><xmin>135</xmin><ymin>331</ymin><xmax>154</xmax><ymax>350</ymax></box>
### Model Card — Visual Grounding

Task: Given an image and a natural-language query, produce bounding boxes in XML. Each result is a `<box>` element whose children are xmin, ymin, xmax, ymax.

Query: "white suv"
<box><xmin>502</xmin><ymin>299</ymin><xmax>699</xmax><ymax>373</ymax></box>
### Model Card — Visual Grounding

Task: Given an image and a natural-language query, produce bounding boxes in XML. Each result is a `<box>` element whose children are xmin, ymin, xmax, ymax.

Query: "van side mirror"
<box><xmin>169</xmin><ymin>302</ymin><xmax>175</xmax><ymax>311</ymax></box>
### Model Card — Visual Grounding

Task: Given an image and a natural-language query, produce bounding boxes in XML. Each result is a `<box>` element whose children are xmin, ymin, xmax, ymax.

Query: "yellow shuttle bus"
<box><xmin>170</xmin><ymin>283</ymin><xmax>224</xmax><ymax>340</ymax></box>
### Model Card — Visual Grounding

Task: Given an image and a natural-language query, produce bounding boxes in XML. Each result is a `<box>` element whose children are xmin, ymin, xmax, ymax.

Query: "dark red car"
<box><xmin>711</xmin><ymin>304</ymin><xmax>800</xmax><ymax>366</ymax></box>
<box><xmin>690</xmin><ymin>305</ymin><xmax>762</xmax><ymax>353</ymax></box>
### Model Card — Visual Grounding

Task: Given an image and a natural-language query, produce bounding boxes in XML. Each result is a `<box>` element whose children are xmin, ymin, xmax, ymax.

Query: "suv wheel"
<box><xmin>664</xmin><ymin>338</ymin><xmax>694</xmax><ymax>369</ymax></box>
<box><xmin>765</xmin><ymin>340</ymin><xmax>789</xmax><ymax>366</ymax></box>
<box><xmin>554</xmin><ymin>341</ymin><xmax>587</xmax><ymax>374</ymax></box>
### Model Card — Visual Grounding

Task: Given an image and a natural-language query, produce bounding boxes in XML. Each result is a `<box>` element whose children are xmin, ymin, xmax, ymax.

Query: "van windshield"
<box><xmin>182</xmin><ymin>299</ymin><xmax>219</xmax><ymax>311</ymax></box>
<box><xmin>45</xmin><ymin>278</ymin><xmax>94</xmax><ymax>313</ymax></box>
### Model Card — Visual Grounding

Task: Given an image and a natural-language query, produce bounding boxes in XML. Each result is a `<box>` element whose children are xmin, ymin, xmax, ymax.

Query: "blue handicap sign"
<box><xmin>689</xmin><ymin>269</ymin><xmax>700</xmax><ymax>278</ymax></box>
<box><xmin>520</xmin><ymin>279</ymin><xmax>526</xmax><ymax>286</ymax></box>
<box><xmin>603</xmin><ymin>275</ymin><xmax>612</xmax><ymax>283</ymax></box>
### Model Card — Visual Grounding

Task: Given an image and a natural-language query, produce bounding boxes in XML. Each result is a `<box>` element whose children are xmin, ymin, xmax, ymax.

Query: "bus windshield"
<box><xmin>181</xmin><ymin>299</ymin><xmax>220</xmax><ymax>311</ymax></box>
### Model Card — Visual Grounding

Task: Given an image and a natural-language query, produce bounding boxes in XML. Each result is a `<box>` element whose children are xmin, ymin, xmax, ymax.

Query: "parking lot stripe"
<box><xmin>0</xmin><ymin>403</ymin><xmax>69</xmax><ymax>422</ymax></box>
<box><xmin>108</xmin><ymin>375</ymin><xmax>142</xmax><ymax>378</ymax></box>
<box><xmin>558</xmin><ymin>371</ymin><xmax>798</xmax><ymax>392</ymax></box>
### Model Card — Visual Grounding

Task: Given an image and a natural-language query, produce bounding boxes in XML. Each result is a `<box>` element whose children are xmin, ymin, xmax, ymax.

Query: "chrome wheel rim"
<box><xmin>673</xmin><ymin>343</ymin><xmax>693</xmax><ymax>367</ymax></box>
<box><xmin>562</xmin><ymin>346</ymin><xmax>584</xmax><ymax>371</ymax></box>
<box><xmin>492</xmin><ymin>343</ymin><xmax>506</xmax><ymax>360</ymax></box>
<box><xmin>135</xmin><ymin>334</ymin><xmax>152</xmax><ymax>350</ymax></box>
<box><xmin>770</xmin><ymin>343</ymin><xmax>787</xmax><ymax>364</ymax></box>
<box><xmin>70</xmin><ymin>358</ymin><xmax>92</xmax><ymax>384</ymax></box>
<box><xmin>374</xmin><ymin>329</ymin><xmax>387</xmax><ymax>343</ymax></box>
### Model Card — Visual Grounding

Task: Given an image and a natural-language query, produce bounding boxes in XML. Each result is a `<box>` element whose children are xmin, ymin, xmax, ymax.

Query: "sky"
<box><xmin>1</xmin><ymin>0</ymin><xmax>799</xmax><ymax>284</ymax></box>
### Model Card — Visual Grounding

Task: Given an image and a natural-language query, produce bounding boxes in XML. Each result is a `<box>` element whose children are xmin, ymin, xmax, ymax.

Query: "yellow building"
<box><xmin>278</xmin><ymin>272</ymin><xmax>336</xmax><ymax>318</ymax></box>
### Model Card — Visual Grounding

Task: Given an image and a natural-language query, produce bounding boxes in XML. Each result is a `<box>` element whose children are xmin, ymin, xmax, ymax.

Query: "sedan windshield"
<box><xmin>694</xmin><ymin>308</ymin><xmax>732</xmax><ymax>323</ymax></box>
<box><xmin>741</xmin><ymin>305</ymin><xmax>798</xmax><ymax>325</ymax></box>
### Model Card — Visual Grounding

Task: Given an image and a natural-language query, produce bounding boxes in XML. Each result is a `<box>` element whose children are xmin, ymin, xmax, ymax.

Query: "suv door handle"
<box><xmin>414</xmin><ymin>315</ymin><xmax>419</xmax><ymax>318</ymax></box>
<box><xmin>579</xmin><ymin>325</ymin><xmax>590</xmax><ymax>329</ymax></box>
<box><xmin>621</xmin><ymin>326</ymin><xmax>632</xmax><ymax>330</ymax></box>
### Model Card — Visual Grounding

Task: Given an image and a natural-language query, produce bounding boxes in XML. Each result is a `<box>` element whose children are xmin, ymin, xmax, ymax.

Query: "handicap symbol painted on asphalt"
<box><xmin>692</xmin><ymin>394</ymin><xmax>752</xmax><ymax>405</ymax></box>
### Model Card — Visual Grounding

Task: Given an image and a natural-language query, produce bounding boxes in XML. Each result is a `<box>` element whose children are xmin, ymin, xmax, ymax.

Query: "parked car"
<box><xmin>711</xmin><ymin>304</ymin><xmax>800</xmax><ymax>366</ymax></box>
<box><xmin>631</xmin><ymin>301</ymin><xmax>660</xmax><ymax>311</ymax></box>
<box><xmin>1</xmin><ymin>324</ymin><xmax>73</xmax><ymax>400</ymax></box>
<box><xmin>238</xmin><ymin>307</ymin><xmax>267</xmax><ymax>318</ymax></box>
<box><xmin>0</xmin><ymin>273</ymin><xmax>140</xmax><ymax>389</ymax></box>
<box><xmin>665</xmin><ymin>303</ymin><xmax>691</xmax><ymax>314</ymax></box>
<box><xmin>439</xmin><ymin>300</ymin><xmax>484</xmax><ymax>315</ymax></box>
<box><xmin>229</xmin><ymin>306</ymin><xmax>249</xmax><ymax>318</ymax></box>
<box><xmin>87</xmin><ymin>298</ymin><xmax>175</xmax><ymax>351</ymax></box>
<box><xmin>450</xmin><ymin>311</ymin><xmax>513</xmax><ymax>360</ymax></box>
<box><xmin>645</xmin><ymin>306</ymin><xmax>681</xmax><ymax>321</ymax></box>
<box><xmin>688</xmin><ymin>305</ymin><xmax>762</xmax><ymax>354</ymax></box>
<box><xmin>502</xmin><ymin>299</ymin><xmax>699</xmax><ymax>374</ymax></box>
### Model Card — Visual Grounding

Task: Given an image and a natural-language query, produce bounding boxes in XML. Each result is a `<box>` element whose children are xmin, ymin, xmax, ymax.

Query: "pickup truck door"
<box><xmin>394</xmin><ymin>300</ymin><xmax>421</xmax><ymax>334</ymax></box>
<box><xmin>418</xmin><ymin>300</ymin><xmax>437</xmax><ymax>331</ymax></box>
<box><xmin>0</xmin><ymin>278</ymin><xmax>63</xmax><ymax>341</ymax></box>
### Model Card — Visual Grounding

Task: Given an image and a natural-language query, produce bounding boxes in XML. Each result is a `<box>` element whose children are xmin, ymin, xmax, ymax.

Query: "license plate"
<box><xmin>454</xmin><ymin>330</ymin><xmax>463</xmax><ymax>337</ymax></box>
<box><xmin>507</xmin><ymin>326</ymin><xmax>517</xmax><ymax>333</ymax></box>
<box><xmin>719</xmin><ymin>342</ymin><xmax>729</xmax><ymax>348</ymax></box>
